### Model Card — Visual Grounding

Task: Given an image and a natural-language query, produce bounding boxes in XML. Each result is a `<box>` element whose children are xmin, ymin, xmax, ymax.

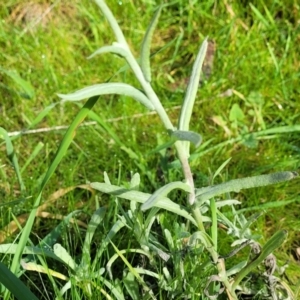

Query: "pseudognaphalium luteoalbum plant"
<box><xmin>57</xmin><ymin>1</ymin><xmax>298</xmax><ymax>298</ymax></box>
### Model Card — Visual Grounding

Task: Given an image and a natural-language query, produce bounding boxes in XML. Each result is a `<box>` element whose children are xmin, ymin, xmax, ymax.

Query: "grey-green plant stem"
<box><xmin>124</xmin><ymin>40</ymin><xmax>196</xmax><ymax>206</ymax></box>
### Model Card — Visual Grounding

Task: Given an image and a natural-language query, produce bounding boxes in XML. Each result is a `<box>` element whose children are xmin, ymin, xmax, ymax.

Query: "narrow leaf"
<box><xmin>0</xmin><ymin>244</ymin><xmax>63</xmax><ymax>262</ymax></box>
<box><xmin>141</xmin><ymin>181</ymin><xmax>191</xmax><ymax>211</ymax></box>
<box><xmin>215</xmin><ymin>199</ymin><xmax>241</xmax><ymax>208</ymax></box>
<box><xmin>213</xmin><ymin>157</ymin><xmax>232</xmax><ymax>181</ymax></box>
<box><xmin>250</xmin><ymin>3</ymin><xmax>270</xmax><ymax>28</ymax></box>
<box><xmin>179</xmin><ymin>38</ymin><xmax>208</xmax><ymax>130</ymax></box>
<box><xmin>37</xmin><ymin>210</ymin><xmax>81</xmax><ymax>250</ymax></box>
<box><xmin>0</xmin><ymin>68</ymin><xmax>35</xmax><ymax>99</ymax></box>
<box><xmin>123</xmin><ymin>272</ymin><xmax>140</xmax><ymax>300</ymax></box>
<box><xmin>226</xmin><ymin>260</ymin><xmax>248</xmax><ymax>277</ymax></box>
<box><xmin>21</xmin><ymin>142</ymin><xmax>44</xmax><ymax>173</ymax></box>
<box><xmin>20</xmin><ymin>261</ymin><xmax>68</xmax><ymax>281</ymax></box>
<box><xmin>170</xmin><ymin>130</ymin><xmax>202</xmax><ymax>147</ymax></box>
<box><xmin>196</xmin><ymin>171</ymin><xmax>298</xmax><ymax>205</ymax></box>
<box><xmin>189</xmin><ymin>231</ymin><xmax>213</xmax><ymax>248</ymax></box>
<box><xmin>91</xmin><ymin>218</ymin><xmax>126</xmax><ymax>271</ymax></box>
<box><xmin>88</xmin><ymin>43</ymin><xmax>129</xmax><ymax>59</ymax></box>
<box><xmin>171</xmin><ymin>125</ymin><xmax>300</xmax><ymax>168</ymax></box>
<box><xmin>26</xmin><ymin>103</ymin><xmax>58</xmax><ymax>132</ymax></box>
<box><xmin>57</xmin><ymin>83</ymin><xmax>154</xmax><ymax>110</ymax></box>
<box><xmin>148</xmin><ymin>139</ymin><xmax>176</xmax><ymax>154</ymax></box>
<box><xmin>233</xmin><ymin>230</ymin><xmax>288</xmax><ymax>289</ymax></box>
<box><xmin>240</xmin><ymin>212</ymin><xmax>263</xmax><ymax>236</ymax></box>
<box><xmin>97</xmin><ymin>276</ymin><xmax>126</xmax><ymax>300</ymax></box>
<box><xmin>140</xmin><ymin>5</ymin><xmax>163</xmax><ymax>82</ymax></box>
<box><xmin>130</xmin><ymin>173</ymin><xmax>140</xmax><ymax>190</ymax></box>
<box><xmin>53</xmin><ymin>244</ymin><xmax>77</xmax><ymax>270</ymax></box>
<box><xmin>94</xmin><ymin>0</ymin><xmax>128</xmax><ymax>46</ymax></box>
<box><xmin>107</xmin><ymin>248</ymin><xmax>151</xmax><ymax>280</ymax></box>
<box><xmin>81</xmin><ymin>207</ymin><xmax>106</xmax><ymax>267</ymax></box>
<box><xmin>178</xmin><ymin>38</ymin><xmax>208</xmax><ymax>154</ymax></box>
<box><xmin>110</xmin><ymin>242</ymin><xmax>155</xmax><ymax>298</ymax></box>
<box><xmin>236</xmin><ymin>198</ymin><xmax>300</xmax><ymax>213</ymax></box>
<box><xmin>0</xmin><ymin>127</ymin><xmax>25</xmax><ymax>191</ymax></box>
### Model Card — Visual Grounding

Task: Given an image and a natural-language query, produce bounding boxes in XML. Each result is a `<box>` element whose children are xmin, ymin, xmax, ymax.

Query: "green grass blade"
<box><xmin>8</xmin><ymin>103</ymin><xmax>60</xmax><ymax>142</ymax></box>
<box><xmin>189</xmin><ymin>231</ymin><xmax>214</xmax><ymax>248</ymax></box>
<box><xmin>0</xmin><ymin>68</ymin><xmax>35</xmax><ymax>99</ymax></box>
<box><xmin>107</xmin><ymin>248</ymin><xmax>152</xmax><ymax>279</ymax></box>
<box><xmin>212</xmin><ymin>157</ymin><xmax>232</xmax><ymax>181</ymax></box>
<box><xmin>58</xmin><ymin>83</ymin><xmax>154</xmax><ymax>110</ymax></box>
<box><xmin>0</xmin><ymin>198</ymin><xmax>25</xmax><ymax>208</ymax></box>
<box><xmin>170</xmin><ymin>29</ymin><xmax>184</xmax><ymax>67</ymax></box>
<box><xmin>82</xmin><ymin>104</ymin><xmax>140</xmax><ymax>160</ymax></box>
<box><xmin>250</xmin><ymin>3</ymin><xmax>270</xmax><ymax>28</ymax></box>
<box><xmin>28</xmin><ymin>103</ymin><xmax>58</xmax><ymax>130</ymax></box>
<box><xmin>110</xmin><ymin>241</ymin><xmax>155</xmax><ymax>299</ymax></box>
<box><xmin>0</xmin><ymin>127</ymin><xmax>25</xmax><ymax>191</ymax></box>
<box><xmin>72</xmin><ymin>102</ymin><xmax>122</xmax><ymax>145</ymax></box>
<box><xmin>0</xmin><ymin>261</ymin><xmax>38</xmax><ymax>300</ymax></box>
<box><xmin>21</xmin><ymin>142</ymin><xmax>44</xmax><ymax>173</ymax></box>
<box><xmin>98</xmin><ymin>276</ymin><xmax>125</xmax><ymax>300</ymax></box>
<box><xmin>140</xmin><ymin>5</ymin><xmax>163</xmax><ymax>82</ymax></box>
<box><xmin>148</xmin><ymin>138</ymin><xmax>177</xmax><ymax>154</ymax></box>
<box><xmin>38</xmin><ymin>210</ymin><xmax>82</xmax><ymax>249</ymax></box>
<box><xmin>262</xmin><ymin>4</ymin><xmax>276</xmax><ymax>27</ymax></box>
<box><xmin>81</xmin><ymin>207</ymin><xmax>106</xmax><ymax>268</ymax></box>
<box><xmin>9</xmin><ymin>97</ymin><xmax>98</xmax><ymax>278</ymax></box>
<box><xmin>239</xmin><ymin>212</ymin><xmax>263</xmax><ymax>237</ymax></box>
<box><xmin>91</xmin><ymin>218</ymin><xmax>126</xmax><ymax>271</ymax></box>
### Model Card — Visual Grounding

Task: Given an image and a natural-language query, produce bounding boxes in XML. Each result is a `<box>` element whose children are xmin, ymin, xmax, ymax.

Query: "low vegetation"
<box><xmin>0</xmin><ymin>0</ymin><xmax>299</xmax><ymax>299</ymax></box>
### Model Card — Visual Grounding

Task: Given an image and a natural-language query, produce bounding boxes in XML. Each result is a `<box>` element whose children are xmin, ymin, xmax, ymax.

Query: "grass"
<box><xmin>0</xmin><ymin>0</ymin><xmax>300</xmax><ymax>299</ymax></box>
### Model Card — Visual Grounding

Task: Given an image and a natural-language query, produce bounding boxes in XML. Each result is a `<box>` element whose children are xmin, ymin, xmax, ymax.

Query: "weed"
<box><xmin>0</xmin><ymin>1</ymin><xmax>299</xmax><ymax>299</ymax></box>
